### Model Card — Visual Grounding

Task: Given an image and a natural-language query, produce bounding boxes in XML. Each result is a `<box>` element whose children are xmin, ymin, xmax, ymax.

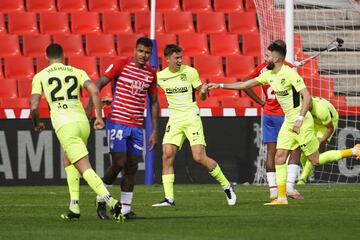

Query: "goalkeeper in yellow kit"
<box><xmin>152</xmin><ymin>44</ymin><xmax>236</xmax><ymax>207</ymax></box>
<box><xmin>208</xmin><ymin>40</ymin><xmax>360</xmax><ymax>205</ymax></box>
<box><xmin>31</xmin><ymin>43</ymin><xmax>123</xmax><ymax>220</ymax></box>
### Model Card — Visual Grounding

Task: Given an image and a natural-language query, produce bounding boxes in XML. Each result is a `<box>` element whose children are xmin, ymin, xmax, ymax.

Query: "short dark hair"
<box><xmin>268</xmin><ymin>39</ymin><xmax>287</xmax><ymax>58</ymax></box>
<box><xmin>164</xmin><ymin>44</ymin><xmax>182</xmax><ymax>57</ymax></box>
<box><xmin>46</xmin><ymin>43</ymin><xmax>64</xmax><ymax>59</ymax></box>
<box><xmin>136</xmin><ymin>37</ymin><xmax>153</xmax><ymax>48</ymax></box>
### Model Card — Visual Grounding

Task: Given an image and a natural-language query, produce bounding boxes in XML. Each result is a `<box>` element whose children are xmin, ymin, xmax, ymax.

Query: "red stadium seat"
<box><xmin>178</xmin><ymin>33</ymin><xmax>209</xmax><ymax>56</ymax></box>
<box><xmin>8</xmin><ymin>12</ymin><xmax>38</xmax><ymax>35</ymax></box>
<box><xmin>244</xmin><ymin>0</ymin><xmax>257</xmax><ymax>12</ymax></box>
<box><xmin>156</xmin><ymin>0</ymin><xmax>180</xmax><ymax>12</ymax></box>
<box><xmin>99</xmin><ymin>56</ymin><xmax>128</xmax><ymax>75</ymax></box>
<box><xmin>117</xmin><ymin>33</ymin><xmax>145</xmax><ymax>57</ymax></box>
<box><xmin>86</xmin><ymin>34</ymin><xmax>116</xmax><ymax>57</ymax></box>
<box><xmin>221</xmin><ymin>97</ymin><xmax>254</xmax><ymax>108</ymax></box>
<box><xmin>208</xmin><ymin>76</ymin><xmax>237</xmax><ymax>84</ymax></box>
<box><xmin>197</xmin><ymin>97</ymin><xmax>220</xmax><ymax>108</ymax></box>
<box><xmin>26</xmin><ymin>0</ymin><xmax>56</xmax><ymax>13</ymax></box>
<box><xmin>193</xmin><ymin>56</ymin><xmax>224</xmax><ymax>80</ymax></box>
<box><xmin>210</xmin><ymin>34</ymin><xmax>241</xmax><ymax>56</ymax></box>
<box><xmin>182</xmin><ymin>0</ymin><xmax>212</xmax><ymax>13</ymax></box>
<box><xmin>102</xmin><ymin>12</ymin><xmax>132</xmax><ymax>34</ymax></box>
<box><xmin>242</xmin><ymin>33</ymin><xmax>261</xmax><ymax>57</ymax></box>
<box><xmin>196</xmin><ymin>12</ymin><xmax>226</xmax><ymax>34</ymax></box>
<box><xmin>228</xmin><ymin>12</ymin><xmax>258</xmax><ymax>34</ymax></box>
<box><xmin>119</xmin><ymin>0</ymin><xmax>149</xmax><ymax>13</ymax></box>
<box><xmin>53</xmin><ymin>34</ymin><xmax>84</xmax><ymax>57</ymax></box>
<box><xmin>164</xmin><ymin>12</ymin><xmax>194</xmax><ymax>33</ymax></box>
<box><xmin>0</xmin><ymin>0</ymin><xmax>25</xmax><ymax>13</ymax></box>
<box><xmin>57</xmin><ymin>0</ymin><xmax>87</xmax><ymax>12</ymax></box>
<box><xmin>0</xmin><ymin>35</ymin><xmax>21</xmax><ymax>57</ymax></box>
<box><xmin>209</xmin><ymin>89</ymin><xmax>240</xmax><ymax>98</ymax></box>
<box><xmin>23</xmin><ymin>35</ymin><xmax>51</xmax><ymax>57</ymax></box>
<box><xmin>68</xmin><ymin>56</ymin><xmax>98</xmax><ymax>80</ymax></box>
<box><xmin>0</xmin><ymin>79</ymin><xmax>18</xmax><ymax>98</ymax></box>
<box><xmin>40</xmin><ymin>12</ymin><xmax>70</xmax><ymax>34</ymax></box>
<box><xmin>1</xmin><ymin>97</ymin><xmax>30</xmax><ymax>108</ymax></box>
<box><xmin>17</xmin><ymin>79</ymin><xmax>33</xmax><ymax>98</ymax></box>
<box><xmin>225</xmin><ymin>55</ymin><xmax>255</xmax><ymax>79</ymax></box>
<box><xmin>213</xmin><ymin>0</ymin><xmax>244</xmax><ymax>13</ymax></box>
<box><xmin>35</xmin><ymin>57</ymin><xmax>49</xmax><ymax>72</ymax></box>
<box><xmin>88</xmin><ymin>0</ymin><xmax>118</xmax><ymax>12</ymax></box>
<box><xmin>134</xmin><ymin>12</ymin><xmax>164</xmax><ymax>34</ymax></box>
<box><xmin>4</xmin><ymin>57</ymin><xmax>34</xmax><ymax>79</ymax></box>
<box><xmin>156</xmin><ymin>33</ymin><xmax>177</xmax><ymax>56</ymax></box>
<box><xmin>0</xmin><ymin>13</ymin><xmax>5</xmax><ymax>35</ymax></box>
<box><xmin>71</xmin><ymin>12</ymin><xmax>101</xmax><ymax>34</ymax></box>
<box><xmin>161</xmin><ymin>56</ymin><xmax>191</xmax><ymax>69</ymax></box>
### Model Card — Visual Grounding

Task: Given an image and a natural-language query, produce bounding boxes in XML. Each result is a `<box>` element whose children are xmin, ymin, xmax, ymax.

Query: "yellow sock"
<box><xmin>65</xmin><ymin>165</ymin><xmax>80</xmax><ymax>202</ymax></box>
<box><xmin>319</xmin><ymin>150</ymin><xmax>343</xmax><ymax>165</ymax></box>
<box><xmin>162</xmin><ymin>174</ymin><xmax>175</xmax><ymax>200</ymax></box>
<box><xmin>83</xmin><ymin>169</ymin><xmax>110</xmax><ymax>198</ymax></box>
<box><xmin>299</xmin><ymin>160</ymin><xmax>314</xmax><ymax>182</ymax></box>
<box><xmin>275</xmin><ymin>164</ymin><xmax>287</xmax><ymax>199</ymax></box>
<box><xmin>300</xmin><ymin>152</ymin><xmax>307</xmax><ymax>168</ymax></box>
<box><xmin>209</xmin><ymin>164</ymin><xmax>230</xmax><ymax>189</ymax></box>
<box><xmin>340</xmin><ymin>149</ymin><xmax>354</xmax><ymax>158</ymax></box>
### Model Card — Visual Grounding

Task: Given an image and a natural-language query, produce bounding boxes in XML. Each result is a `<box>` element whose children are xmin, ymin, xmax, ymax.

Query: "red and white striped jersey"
<box><xmin>103</xmin><ymin>58</ymin><xmax>157</xmax><ymax>128</ymax></box>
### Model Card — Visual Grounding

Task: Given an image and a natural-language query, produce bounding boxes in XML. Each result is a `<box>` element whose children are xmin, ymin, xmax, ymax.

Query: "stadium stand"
<box><xmin>39</xmin><ymin>12</ymin><xmax>70</xmax><ymax>34</ymax></box>
<box><xmin>0</xmin><ymin>0</ymin><xmax>25</xmax><ymax>13</ymax></box>
<box><xmin>164</xmin><ymin>12</ymin><xmax>194</xmax><ymax>33</ymax></box>
<box><xmin>182</xmin><ymin>0</ymin><xmax>212</xmax><ymax>13</ymax></box>
<box><xmin>22</xmin><ymin>35</ymin><xmax>52</xmax><ymax>57</ymax></box>
<box><xmin>178</xmin><ymin>33</ymin><xmax>209</xmax><ymax>56</ymax></box>
<box><xmin>0</xmin><ymin>35</ymin><xmax>21</xmax><ymax>57</ymax></box>
<box><xmin>156</xmin><ymin>0</ymin><xmax>181</xmax><ymax>12</ymax></box>
<box><xmin>196</xmin><ymin>12</ymin><xmax>227</xmax><ymax>34</ymax></box>
<box><xmin>67</xmin><ymin>56</ymin><xmax>98</xmax><ymax>80</ymax></box>
<box><xmin>8</xmin><ymin>12</ymin><xmax>38</xmax><ymax>35</ymax></box>
<box><xmin>225</xmin><ymin>55</ymin><xmax>255</xmax><ymax>79</ymax></box>
<box><xmin>70</xmin><ymin>12</ymin><xmax>101</xmax><ymax>34</ymax></box>
<box><xmin>213</xmin><ymin>0</ymin><xmax>244</xmax><ymax>13</ymax></box>
<box><xmin>102</xmin><ymin>12</ymin><xmax>132</xmax><ymax>34</ymax></box>
<box><xmin>26</xmin><ymin>0</ymin><xmax>56</xmax><ymax>13</ymax></box>
<box><xmin>193</xmin><ymin>55</ymin><xmax>224</xmax><ymax>80</ymax></box>
<box><xmin>57</xmin><ymin>0</ymin><xmax>87</xmax><ymax>12</ymax></box>
<box><xmin>53</xmin><ymin>34</ymin><xmax>84</xmax><ymax>57</ymax></box>
<box><xmin>0</xmin><ymin>78</ymin><xmax>18</xmax><ymax>98</ymax></box>
<box><xmin>134</xmin><ymin>12</ymin><xmax>164</xmax><ymax>34</ymax></box>
<box><xmin>117</xmin><ymin>33</ymin><xmax>145</xmax><ymax>57</ymax></box>
<box><xmin>4</xmin><ymin>56</ymin><xmax>34</xmax><ymax>79</ymax></box>
<box><xmin>119</xmin><ymin>0</ymin><xmax>149</xmax><ymax>13</ymax></box>
<box><xmin>88</xmin><ymin>0</ymin><xmax>119</xmax><ymax>12</ymax></box>
<box><xmin>228</xmin><ymin>12</ymin><xmax>258</xmax><ymax>34</ymax></box>
<box><xmin>85</xmin><ymin>34</ymin><xmax>117</xmax><ymax>57</ymax></box>
<box><xmin>210</xmin><ymin>34</ymin><xmax>241</xmax><ymax>56</ymax></box>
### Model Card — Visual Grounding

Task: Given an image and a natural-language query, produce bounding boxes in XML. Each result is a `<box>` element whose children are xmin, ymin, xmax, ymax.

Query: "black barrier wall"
<box><xmin>0</xmin><ymin>117</ymin><xmax>260</xmax><ymax>185</ymax></box>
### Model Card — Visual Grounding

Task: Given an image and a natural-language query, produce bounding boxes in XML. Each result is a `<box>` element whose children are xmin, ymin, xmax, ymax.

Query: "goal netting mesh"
<box><xmin>253</xmin><ymin>0</ymin><xmax>360</xmax><ymax>184</ymax></box>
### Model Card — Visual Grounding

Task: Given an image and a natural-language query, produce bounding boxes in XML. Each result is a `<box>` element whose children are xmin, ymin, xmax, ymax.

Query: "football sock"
<box><xmin>120</xmin><ymin>192</ymin><xmax>133</xmax><ymax>215</ymax></box>
<box><xmin>96</xmin><ymin>184</ymin><xmax>112</xmax><ymax>202</ymax></box>
<box><xmin>286</xmin><ymin>164</ymin><xmax>299</xmax><ymax>192</ymax></box>
<box><xmin>83</xmin><ymin>169</ymin><xmax>117</xmax><ymax>208</ymax></box>
<box><xmin>162</xmin><ymin>174</ymin><xmax>175</xmax><ymax>201</ymax></box>
<box><xmin>300</xmin><ymin>152</ymin><xmax>307</xmax><ymax>168</ymax></box>
<box><xmin>275</xmin><ymin>164</ymin><xmax>287</xmax><ymax>199</ymax></box>
<box><xmin>299</xmin><ymin>160</ymin><xmax>314</xmax><ymax>182</ymax></box>
<box><xmin>319</xmin><ymin>150</ymin><xmax>343</xmax><ymax>165</ymax></box>
<box><xmin>209</xmin><ymin>164</ymin><xmax>230</xmax><ymax>189</ymax></box>
<box><xmin>65</xmin><ymin>165</ymin><xmax>80</xmax><ymax>203</ymax></box>
<box><xmin>69</xmin><ymin>200</ymin><xmax>80</xmax><ymax>214</ymax></box>
<box><xmin>266</xmin><ymin>172</ymin><xmax>277</xmax><ymax>195</ymax></box>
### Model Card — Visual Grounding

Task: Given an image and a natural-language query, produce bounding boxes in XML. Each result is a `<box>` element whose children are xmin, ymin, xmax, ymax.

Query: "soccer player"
<box><xmin>242</xmin><ymin>49</ymin><xmax>302</xmax><ymax>200</ymax></box>
<box><xmin>87</xmin><ymin>37</ymin><xmax>158</xmax><ymax>219</ymax></box>
<box><xmin>208</xmin><ymin>40</ymin><xmax>360</xmax><ymax>205</ymax></box>
<box><xmin>152</xmin><ymin>44</ymin><xmax>236</xmax><ymax>207</ymax></box>
<box><xmin>30</xmin><ymin>43</ymin><xmax>123</xmax><ymax>221</ymax></box>
<box><xmin>297</xmin><ymin>97</ymin><xmax>339</xmax><ymax>184</ymax></box>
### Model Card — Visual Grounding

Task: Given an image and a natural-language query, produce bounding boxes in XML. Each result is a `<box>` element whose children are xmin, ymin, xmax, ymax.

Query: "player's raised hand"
<box><xmin>292</xmin><ymin>118</ymin><xmax>303</xmax><ymax>134</ymax></box>
<box><xmin>94</xmin><ymin>117</ymin><xmax>105</xmax><ymax>130</ymax></box>
<box><xmin>207</xmin><ymin>83</ymin><xmax>220</xmax><ymax>90</ymax></box>
<box><xmin>34</xmin><ymin>122</ymin><xmax>45</xmax><ymax>133</ymax></box>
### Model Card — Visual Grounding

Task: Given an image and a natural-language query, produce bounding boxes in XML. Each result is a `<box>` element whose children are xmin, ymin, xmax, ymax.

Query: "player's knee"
<box><xmin>192</xmin><ymin>152</ymin><xmax>206</xmax><ymax>164</ymax></box>
<box><xmin>124</xmin><ymin>162</ymin><xmax>138</xmax><ymax>175</ymax></box>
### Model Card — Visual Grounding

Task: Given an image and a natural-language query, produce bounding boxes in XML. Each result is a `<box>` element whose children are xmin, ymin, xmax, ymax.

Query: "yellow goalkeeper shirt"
<box><xmin>157</xmin><ymin>65</ymin><xmax>202</xmax><ymax>122</ymax></box>
<box><xmin>31</xmin><ymin>63</ymin><xmax>90</xmax><ymax>131</ymax></box>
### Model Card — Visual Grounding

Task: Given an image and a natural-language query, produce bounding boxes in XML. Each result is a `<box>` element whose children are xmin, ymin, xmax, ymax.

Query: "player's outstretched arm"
<box><xmin>208</xmin><ymin>79</ymin><xmax>260</xmax><ymax>90</ymax></box>
<box><xmin>85</xmin><ymin>76</ymin><xmax>111</xmax><ymax>119</ymax></box>
<box><xmin>84</xmin><ymin>80</ymin><xmax>105</xmax><ymax>130</ymax></box>
<box><xmin>30</xmin><ymin>94</ymin><xmax>45</xmax><ymax>133</ymax></box>
<box><xmin>149</xmin><ymin>90</ymin><xmax>159</xmax><ymax>150</ymax></box>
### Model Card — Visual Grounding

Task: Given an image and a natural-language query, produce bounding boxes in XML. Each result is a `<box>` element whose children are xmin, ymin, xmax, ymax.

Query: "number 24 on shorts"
<box><xmin>109</xmin><ymin>129</ymin><xmax>123</xmax><ymax>140</ymax></box>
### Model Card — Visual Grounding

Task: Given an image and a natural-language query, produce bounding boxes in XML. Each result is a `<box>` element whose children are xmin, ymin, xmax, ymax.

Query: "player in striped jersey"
<box><xmin>87</xmin><ymin>37</ymin><xmax>158</xmax><ymax>219</ymax></box>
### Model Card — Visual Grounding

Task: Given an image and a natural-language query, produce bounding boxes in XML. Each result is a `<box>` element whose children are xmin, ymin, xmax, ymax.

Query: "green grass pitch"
<box><xmin>1</xmin><ymin>184</ymin><xmax>360</xmax><ymax>240</ymax></box>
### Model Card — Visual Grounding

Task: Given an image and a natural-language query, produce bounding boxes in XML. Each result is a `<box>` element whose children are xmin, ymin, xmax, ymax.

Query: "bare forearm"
<box><xmin>31</xmin><ymin>108</ymin><xmax>40</xmax><ymax>126</ymax></box>
<box><xmin>91</xmin><ymin>91</ymin><xmax>103</xmax><ymax>118</ymax></box>
<box><xmin>150</xmin><ymin>100</ymin><xmax>159</xmax><ymax>133</ymax></box>
<box><xmin>299</xmin><ymin>91</ymin><xmax>312</xmax><ymax>117</ymax></box>
<box><xmin>244</xmin><ymin>88</ymin><xmax>264</xmax><ymax>106</ymax></box>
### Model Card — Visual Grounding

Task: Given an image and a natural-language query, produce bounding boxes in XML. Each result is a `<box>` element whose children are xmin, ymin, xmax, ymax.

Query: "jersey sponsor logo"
<box><xmin>131</xmin><ymin>80</ymin><xmax>146</xmax><ymax>95</ymax></box>
<box><xmin>165</xmin><ymin>86</ymin><xmax>188</xmax><ymax>94</ymax></box>
<box><xmin>274</xmin><ymin>90</ymin><xmax>289</xmax><ymax>96</ymax></box>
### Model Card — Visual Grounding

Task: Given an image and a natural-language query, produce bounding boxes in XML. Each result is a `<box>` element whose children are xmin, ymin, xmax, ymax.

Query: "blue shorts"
<box><xmin>106</xmin><ymin>122</ymin><xmax>144</xmax><ymax>156</ymax></box>
<box><xmin>262</xmin><ymin>114</ymin><xmax>284</xmax><ymax>143</ymax></box>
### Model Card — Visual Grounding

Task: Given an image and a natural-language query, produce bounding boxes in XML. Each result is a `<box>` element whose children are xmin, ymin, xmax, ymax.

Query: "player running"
<box><xmin>152</xmin><ymin>44</ymin><xmax>236</xmax><ymax>207</ymax></box>
<box><xmin>30</xmin><ymin>43</ymin><xmax>123</xmax><ymax>221</ymax></box>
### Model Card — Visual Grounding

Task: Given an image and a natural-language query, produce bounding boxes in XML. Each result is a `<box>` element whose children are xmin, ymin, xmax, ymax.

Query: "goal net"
<box><xmin>252</xmin><ymin>0</ymin><xmax>360</xmax><ymax>184</ymax></box>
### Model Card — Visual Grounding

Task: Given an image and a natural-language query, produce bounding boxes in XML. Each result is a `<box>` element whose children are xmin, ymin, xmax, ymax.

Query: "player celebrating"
<box><xmin>298</xmin><ymin>97</ymin><xmax>340</xmax><ymax>184</ymax></box>
<box><xmin>242</xmin><ymin>44</ymin><xmax>302</xmax><ymax>200</ymax></box>
<box><xmin>31</xmin><ymin>44</ymin><xmax>123</xmax><ymax>221</ymax></box>
<box><xmin>208</xmin><ymin>40</ymin><xmax>360</xmax><ymax>205</ymax></box>
<box><xmin>87</xmin><ymin>37</ymin><xmax>158</xmax><ymax>219</ymax></box>
<box><xmin>152</xmin><ymin>44</ymin><xmax>236</xmax><ymax>207</ymax></box>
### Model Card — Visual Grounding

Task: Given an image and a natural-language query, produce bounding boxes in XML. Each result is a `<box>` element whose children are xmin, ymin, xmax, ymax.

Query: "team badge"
<box><xmin>281</xmin><ymin>78</ymin><xmax>286</xmax><ymax>85</ymax></box>
<box><xmin>180</xmin><ymin>74</ymin><xmax>187</xmax><ymax>81</ymax></box>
